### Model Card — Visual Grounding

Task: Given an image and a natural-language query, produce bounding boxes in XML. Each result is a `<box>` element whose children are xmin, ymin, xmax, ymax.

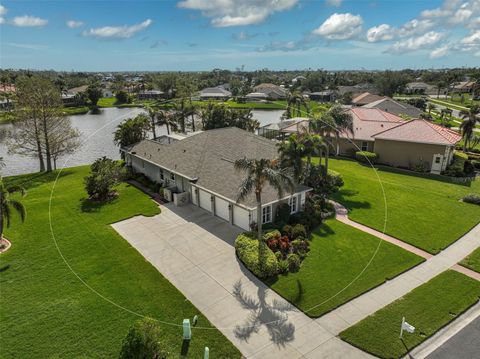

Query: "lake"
<box><xmin>0</xmin><ymin>108</ymin><xmax>285</xmax><ymax>176</ymax></box>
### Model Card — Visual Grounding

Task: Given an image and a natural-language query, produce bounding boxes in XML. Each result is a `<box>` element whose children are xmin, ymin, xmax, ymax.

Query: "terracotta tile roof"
<box><xmin>341</xmin><ymin>108</ymin><xmax>405</xmax><ymax>141</ymax></box>
<box><xmin>372</xmin><ymin>119</ymin><xmax>462</xmax><ymax>145</ymax></box>
<box><xmin>351</xmin><ymin>92</ymin><xmax>385</xmax><ymax>105</ymax></box>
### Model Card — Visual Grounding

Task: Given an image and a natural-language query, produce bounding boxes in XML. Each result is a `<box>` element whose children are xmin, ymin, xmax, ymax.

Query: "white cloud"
<box><xmin>469</xmin><ymin>16</ymin><xmax>480</xmax><ymax>28</ymax></box>
<box><xmin>312</xmin><ymin>13</ymin><xmax>363</xmax><ymax>40</ymax></box>
<box><xmin>429</xmin><ymin>45</ymin><xmax>449</xmax><ymax>58</ymax></box>
<box><xmin>421</xmin><ymin>0</ymin><xmax>462</xmax><ymax>18</ymax></box>
<box><xmin>461</xmin><ymin>30</ymin><xmax>480</xmax><ymax>44</ymax></box>
<box><xmin>398</xmin><ymin>19</ymin><xmax>435</xmax><ymax>37</ymax></box>
<box><xmin>233</xmin><ymin>31</ymin><xmax>259</xmax><ymax>41</ymax></box>
<box><xmin>388</xmin><ymin>31</ymin><xmax>444</xmax><ymax>53</ymax></box>
<box><xmin>0</xmin><ymin>4</ymin><xmax>7</xmax><ymax>16</ymax></box>
<box><xmin>4</xmin><ymin>42</ymin><xmax>49</xmax><ymax>50</ymax></box>
<box><xmin>66</xmin><ymin>20</ymin><xmax>83</xmax><ymax>28</ymax></box>
<box><xmin>449</xmin><ymin>4</ymin><xmax>473</xmax><ymax>25</ymax></box>
<box><xmin>11</xmin><ymin>15</ymin><xmax>48</xmax><ymax>27</ymax></box>
<box><xmin>326</xmin><ymin>0</ymin><xmax>343</xmax><ymax>7</ymax></box>
<box><xmin>366</xmin><ymin>24</ymin><xmax>394</xmax><ymax>42</ymax></box>
<box><xmin>0</xmin><ymin>17</ymin><xmax>5</xmax><ymax>25</ymax></box>
<box><xmin>82</xmin><ymin>19</ymin><xmax>152</xmax><ymax>39</ymax></box>
<box><xmin>177</xmin><ymin>0</ymin><xmax>298</xmax><ymax>27</ymax></box>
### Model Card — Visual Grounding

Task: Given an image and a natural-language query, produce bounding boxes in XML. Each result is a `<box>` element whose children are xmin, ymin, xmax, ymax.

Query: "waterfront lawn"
<box><xmin>1</xmin><ymin>167</ymin><xmax>240</xmax><ymax>358</ymax></box>
<box><xmin>461</xmin><ymin>248</ymin><xmax>480</xmax><ymax>273</ymax></box>
<box><xmin>98</xmin><ymin>97</ymin><xmax>118</xmax><ymax>107</ymax></box>
<box><xmin>340</xmin><ymin>270</ymin><xmax>480</xmax><ymax>359</ymax></box>
<box><xmin>321</xmin><ymin>158</ymin><xmax>480</xmax><ymax>254</ymax></box>
<box><xmin>266</xmin><ymin>219</ymin><xmax>423</xmax><ymax>317</ymax></box>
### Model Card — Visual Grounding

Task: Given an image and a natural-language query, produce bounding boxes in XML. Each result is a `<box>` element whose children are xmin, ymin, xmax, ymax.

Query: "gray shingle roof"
<box><xmin>362</xmin><ymin>98</ymin><xmax>422</xmax><ymax>118</ymax></box>
<box><xmin>127</xmin><ymin>127</ymin><xmax>309</xmax><ymax>208</ymax></box>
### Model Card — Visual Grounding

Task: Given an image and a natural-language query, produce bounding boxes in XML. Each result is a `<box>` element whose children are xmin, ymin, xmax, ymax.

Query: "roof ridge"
<box><xmin>371</xmin><ymin>119</ymin><xmax>411</xmax><ymax>137</ymax></box>
<box><xmin>421</xmin><ymin>119</ymin><xmax>461</xmax><ymax>143</ymax></box>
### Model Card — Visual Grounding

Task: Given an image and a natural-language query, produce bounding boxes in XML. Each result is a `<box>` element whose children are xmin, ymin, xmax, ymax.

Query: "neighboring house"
<box><xmin>123</xmin><ymin>127</ymin><xmax>311</xmax><ymax>231</ymax></box>
<box><xmin>102</xmin><ymin>89</ymin><xmax>114</xmax><ymax>98</ymax></box>
<box><xmin>334</xmin><ymin>108</ymin><xmax>461</xmax><ymax>173</ymax></box>
<box><xmin>372</xmin><ymin>120</ymin><xmax>461</xmax><ymax>174</ymax></box>
<box><xmin>405</xmin><ymin>82</ymin><xmax>430</xmax><ymax>94</ymax></box>
<box><xmin>450</xmin><ymin>81</ymin><xmax>477</xmax><ymax>93</ymax></box>
<box><xmin>253</xmin><ymin>83</ymin><xmax>287</xmax><ymax>100</ymax></box>
<box><xmin>308</xmin><ymin>90</ymin><xmax>335</xmax><ymax>102</ymax></box>
<box><xmin>61</xmin><ymin>93</ymin><xmax>76</xmax><ymax>106</ymax></box>
<box><xmin>199</xmin><ymin>86</ymin><xmax>232</xmax><ymax>100</ymax></box>
<box><xmin>362</xmin><ymin>97</ymin><xmax>423</xmax><ymax>118</ymax></box>
<box><xmin>351</xmin><ymin>92</ymin><xmax>385</xmax><ymax>106</ymax></box>
<box><xmin>137</xmin><ymin>90</ymin><xmax>165</xmax><ymax>100</ymax></box>
<box><xmin>258</xmin><ymin>117</ymin><xmax>310</xmax><ymax>140</ymax></box>
<box><xmin>0</xmin><ymin>85</ymin><xmax>15</xmax><ymax>94</ymax></box>
<box><xmin>67</xmin><ymin>85</ymin><xmax>88</xmax><ymax>95</ymax></box>
<box><xmin>338</xmin><ymin>83</ymin><xmax>380</xmax><ymax>96</ymax></box>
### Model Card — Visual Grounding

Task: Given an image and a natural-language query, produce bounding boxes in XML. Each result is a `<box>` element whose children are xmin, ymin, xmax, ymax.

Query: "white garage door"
<box><xmin>233</xmin><ymin>206</ymin><xmax>250</xmax><ymax>230</ymax></box>
<box><xmin>199</xmin><ymin>189</ymin><xmax>212</xmax><ymax>212</ymax></box>
<box><xmin>190</xmin><ymin>186</ymin><xmax>198</xmax><ymax>205</ymax></box>
<box><xmin>215</xmin><ymin>197</ymin><xmax>230</xmax><ymax>222</ymax></box>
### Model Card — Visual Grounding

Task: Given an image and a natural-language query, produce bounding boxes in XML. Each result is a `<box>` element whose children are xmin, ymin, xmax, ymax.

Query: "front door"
<box><xmin>431</xmin><ymin>154</ymin><xmax>443</xmax><ymax>174</ymax></box>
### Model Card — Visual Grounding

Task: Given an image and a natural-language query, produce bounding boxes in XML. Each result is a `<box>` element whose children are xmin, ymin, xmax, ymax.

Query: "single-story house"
<box><xmin>102</xmin><ymin>89</ymin><xmax>114</xmax><ymax>98</ymax></box>
<box><xmin>351</xmin><ymin>92</ymin><xmax>385</xmax><ymax>106</ymax></box>
<box><xmin>362</xmin><ymin>97</ymin><xmax>423</xmax><ymax>118</ymax></box>
<box><xmin>199</xmin><ymin>86</ymin><xmax>232</xmax><ymax>100</ymax></box>
<box><xmin>308</xmin><ymin>90</ymin><xmax>335</xmax><ymax>102</ymax></box>
<box><xmin>0</xmin><ymin>85</ymin><xmax>15</xmax><ymax>94</ymax></box>
<box><xmin>450</xmin><ymin>81</ymin><xmax>477</xmax><ymax>93</ymax></box>
<box><xmin>67</xmin><ymin>85</ymin><xmax>88</xmax><ymax>95</ymax></box>
<box><xmin>338</xmin><ymin>84</ymin><xmax>380</xmax><ymax>96</ymax></box>
<box><xmin>123</xmin><ymin>127</ymin><xmax>312</xmax><ymax>231</ymax></box>
<box><xmin>405</xmin><ymin>82</ymin><xmax>430</xmax><ymax>94</ymax></box>
<box><xmin>253</xmin><ymin>83</ymin><xmax>287</xmax><ymax>100</ymax></box>
<box><xmin>137</xmin><ymin>90</ymin><xmax>165</xmax><ymax>100</ymax></box>
<box><xmin>61</xmin><ymin>93</ymin><xmax>76</xmax><ymax>106</ymax></box>
<box><xmin>335</xmin><ymin>108</ymin><xmax>461</xmax><ymax>173</ymax></box>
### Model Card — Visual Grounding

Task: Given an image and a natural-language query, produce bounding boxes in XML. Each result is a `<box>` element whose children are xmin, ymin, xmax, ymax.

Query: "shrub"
<box><xmin>278</xmin><ymin>260</ymin><xmax>289</xmax><ymax>274</ymax></box>
<box><xmin>119</xmin><ymin>318</ymin><xmax>169</xmax><ymax>359</ymax></box>
<box><xmin>282</xmin><ymin>224</ymin><xmax>293</xmax><ymax>237</ymax></box>
<box><xmin>274</xmin><ymin>203</ymin><xmax>291</xmax><ymax>224</ymax></box>
<box><xmin>84</xmin><ymin>157</ymin><xmax>125</xmax><ymax>202</ymax></box>
<box><xmin>291</xmin><ymin>239</ymin><xmax>309</xmax><ymax>253</ymax></box>
<box><xmin>471</xmin><ymin>160</ymin><xmax>480</xmax><ymax>170</ymax></box>
<box><xmin>463</xmin><ymin>194</ymin><xmax>480</xmax><ymax>205</ymax></box>
<box><xmin>355</xmin><ymin>151</ymin><xmax>378</xmax><ymax>164</ymax></box>
<box><xmin>235</xmin><ymin>234</ymin><xmax>278</xmax><ymax>278</ymax></box>
<box><xmin>291</xmin><ymin>224</ymin><xmax>307</xmax><ymax>239</ymax></box>
<box><xmin>444</xmin><ymin>152</ymin><xmax>468</xmax><ymax>177</ymax></box>
<box><xmin>287</xmin><ymin>253</ymin><xmax>301</xmax><ymax>272</ymax></box>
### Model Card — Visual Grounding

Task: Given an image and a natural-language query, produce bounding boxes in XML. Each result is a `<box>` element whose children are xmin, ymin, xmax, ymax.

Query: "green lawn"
<box><xmin>340</xmin><ymin>270</ymin><xmax>480</xmax><ymax>359</ymax></box>
<box><xmin>98</xmin><ymin>97</ymin><xmax>119</xmax><ymax>107</ymax></box>
<box><xmin>0</xmin><ymin>167</ymin><xmax>240</xmax><ymax>358</ymax></box>
<box><xmin>321</xmin><ymin>158</ymin><xmax>480</xmax><ymax>254</ymax></box>
<box><xmin>461</xmin><ymin>248</ymin><xmax>480</xmax><ymax>273</ymax></box>
<box><xmin>266</xmin><ymin>219</ymin><xmax>423</xmax><ymax>317</ymax></box>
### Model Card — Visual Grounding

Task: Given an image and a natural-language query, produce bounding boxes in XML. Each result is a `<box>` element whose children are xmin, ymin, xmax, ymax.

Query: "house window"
<box><xmin>170</xmin><ymin>172</ymin><xmax>175</xmax><ymax>181</ymax></box>
<box><xmin>289</xmin><ymin>196</ymin><xmax>297</xmax><ymax>214</ymax></box>
<box><xmin>262</xmin><ymin>205</ymin><xmax>272</xmax><ymax>224</ymax></box>
<box><xmin>361</xmin><ymin>141</ymin><xmax>368</xmax><ymax>151</ymax></box>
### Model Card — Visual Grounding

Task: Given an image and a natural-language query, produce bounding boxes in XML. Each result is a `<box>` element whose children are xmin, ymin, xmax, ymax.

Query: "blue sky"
<box><xmin>0</xmin><ymin>0</ymin><xmax>479</xmax><ymax>71</ymax></box>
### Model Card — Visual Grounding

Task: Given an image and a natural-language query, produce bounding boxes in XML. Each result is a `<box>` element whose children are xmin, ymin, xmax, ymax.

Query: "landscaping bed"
<box><xmin>1</xmin><ymin>167</ymin><xmax>240</xmax><ymax>358</ymax></box>
<box><xmin>323</xmin><ymin>158</ymin><xmax>480</xmax><ymax>254</ymax></box>
<box><xmin>340</xmin><ymin>270</ymin><xmax>480</xmax><ymax>358</ymax></box>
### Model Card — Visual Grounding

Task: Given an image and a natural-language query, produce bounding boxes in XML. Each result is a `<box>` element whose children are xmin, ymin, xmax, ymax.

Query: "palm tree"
<box><xmin>113</xmin><ymin>115</ymin><xmax>150</xmax><ymax>158</ymax></box>
<box><xmin>156</xmin><ymin>110</ymin><xmax>177</xmax><ymax>135</ymax></box>
<box><xmin>286</xmin><ymin>91</ymin><xmax>308</xmax><ymax>118</ymax></box>
<box><xmin>310</xmin><ymin>115</ymin><xmax>334</xmax><ymax>174</ymax></box>
<box><xmin>278</xmin><ymin>134</ymin><xmax>305</xmax><ymax>182</ymax></box>
<box><xmin>235</xmin><ymin>158</ymin><xmax>294</xmax><ymax>240</ymax></box>
<box><xmin>459</xmin><ymin>105</ymin><xmax>480</xmax><ymax>152</ymax></box>
<box><xmin>0</xmin><ymin>180</ymin><xmax>27</xmax><ymax>241</ymax></box>
<box><xmin>299</xmin><ymin>132</ymin><xmax>324</xmax><ymax>177</ymax></box>
<box><xmin>322</xmin><ymin>105</ymin><xmax>354</xmax><ymax>156</ymax></box>
<box><xmin>144</xmin><ymin>104</ymin><xmax>158</xmax><ymax>139</ymax></box>
<box><xmin>427</xmin><ymin>103</ymin><xmax>436</xmax><ymax>114</ymax></box>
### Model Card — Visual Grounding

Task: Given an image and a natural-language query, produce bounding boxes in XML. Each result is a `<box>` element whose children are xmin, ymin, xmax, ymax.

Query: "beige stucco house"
<box><xmin>335</xmin><ymin>108</ymin><xmax>462</xmax><ymax>174</ymax></box>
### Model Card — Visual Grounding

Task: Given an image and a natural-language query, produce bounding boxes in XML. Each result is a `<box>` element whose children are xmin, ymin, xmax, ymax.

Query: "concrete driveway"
<box><xmin>112</xmin><ymin>203</ymin><xmax>371</xmax><ymax>358</ymax></box>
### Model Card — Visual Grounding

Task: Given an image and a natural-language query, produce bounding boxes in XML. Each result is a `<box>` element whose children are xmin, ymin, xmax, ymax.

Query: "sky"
<box><xmin>0</xmin><ymin>0</ymin><xmax>479</xmax><ymax>71</ymax></box>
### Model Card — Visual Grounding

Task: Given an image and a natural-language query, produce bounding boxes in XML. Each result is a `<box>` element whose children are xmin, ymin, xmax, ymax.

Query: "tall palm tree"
<box><xmin>156</xmin><ymin>110</ymin><xmax>177</xmax><ymax>135</ymax></box>
<box><xmin>323</xmin><ymin>105</ymin><xmax>354</xmax><ymax>156</ymax></box>
<box><xmin>459</xmin><ymin>105</ymin><xmax>480</xmax><ymax>152</ymax></box>
<box><xmin>299</xmin><ymin>132</ymin><xmax>324</xmax><ymax>177</ymax></box>
<box><xmin>310</xmin><ymin>115</ymin><xmax>334</xmax><ymax>174</ymax></box>
<box><xmin>144</xmin><ymin>104</ymin><xmax>158</xmax><ymax>139</ymax></box>
<box><xmin>235</xmin><ymin>158</ymin><xmax>294</xmax><ymax>240</ymax></box>
<box><xmin>278</xmin><ymin>134</ymin><xmax>305</xmax><ymax>182</ymax></box>
<box><xmin>286</xmin><ymin>91</ymin><xmax>308</xmax><ymax>118</ymax></box>
<box><xmin>0</xmin><ymin>180</ymin><xmax>27</xmax><ymax>241</ymax></box>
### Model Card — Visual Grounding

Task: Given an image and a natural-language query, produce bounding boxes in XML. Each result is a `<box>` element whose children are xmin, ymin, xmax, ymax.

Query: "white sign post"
<box><xmin>399</xmin><ymin>317</ymin><xmax>415</xmax><ymax>338</ymax></box>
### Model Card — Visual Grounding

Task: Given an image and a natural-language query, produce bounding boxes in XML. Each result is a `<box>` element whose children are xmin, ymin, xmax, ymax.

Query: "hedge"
<box><xmin>235</xmin><ymin>234</ymin><xmax>278</xmax><ymax>278</ymax></box>
<box><xmin>355</xmin><ymin>151</ymin><xmax>378</xmax><ymax>164</ymax></box>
